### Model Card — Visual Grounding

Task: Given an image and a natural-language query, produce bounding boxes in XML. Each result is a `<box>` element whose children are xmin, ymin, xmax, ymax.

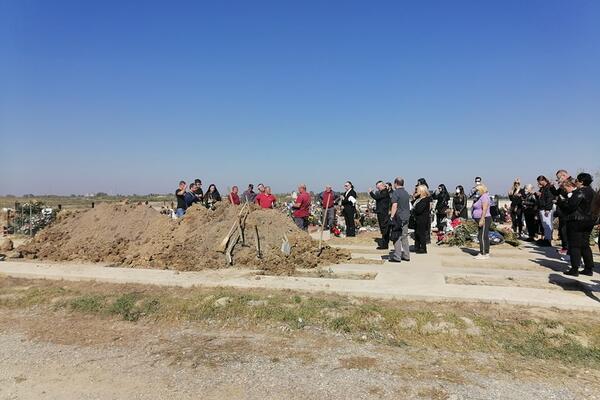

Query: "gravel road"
<box><xmin>1</xmin><ymin>309</ymin><xmax>599</xmax><ymax>400</ymax></box>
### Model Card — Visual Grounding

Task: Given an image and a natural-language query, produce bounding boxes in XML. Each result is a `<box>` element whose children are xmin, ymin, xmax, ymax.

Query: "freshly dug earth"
<box><xmin>19</xmin><ymin>203</ymin><xmax>350</xmax><ymax>274</ymax></box>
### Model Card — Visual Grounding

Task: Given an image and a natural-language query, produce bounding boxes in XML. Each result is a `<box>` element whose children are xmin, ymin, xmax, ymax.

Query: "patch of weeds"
<box><xmin>330</xmin><ymin>316</ymin><xmax>352</xmax><ymax>333</ymax></box>
<box><xmin>501</xmin><ymin>332</ymin><xmax>600</xmax><ymax>367</ymax></box>
<box><xmin>21</xmin><ymin>287</ymin><xmax>67</xmax><ymax>307</ymax></box>
<box><xmin>109</xmin><ymin>293</ymin><xmax>141</xmax><ymax>321</ymax></box>
<box><xmin>139</xmin><ymin>297</ymin><xmax>161</xmax><ymax>316</ymax></box>
<box><xmin>292</xmin><ymin>295</ymin><xmax>302</xmax><ymax>303</ymax></box>
<box><xmin>70</xmin><ymin>295</ymin><xmax>105</xmax><ymax>313</ymax></box>
<box><xmin>386</xmin><ymin>338</ymin><xmax>409</xmax><ymax>347</ymax></box>
<box><xmin>544</xmin><ymin>319</ymin><xmax>560</xmax><ymax>329</ymax></box>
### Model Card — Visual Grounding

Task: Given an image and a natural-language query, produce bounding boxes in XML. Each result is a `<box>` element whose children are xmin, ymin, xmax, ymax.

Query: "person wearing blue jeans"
<box><xmin>175</xmin><ymin>180</ymin><xmax>187</xmax><ymax>218</ymax></box>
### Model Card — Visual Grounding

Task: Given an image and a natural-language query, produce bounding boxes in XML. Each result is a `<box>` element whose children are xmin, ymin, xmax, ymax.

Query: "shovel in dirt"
<box><xmin>281</xmin><ymin>233</ymin><xmax>291</xmax><ymax>256</ymax></box>
<box><xmin>217</xmin><ymin>202</ymin><xmax>249</xmax><ymax>253</ymax></box>
<box><xmin>317</xmin><ymin>204</ymin><xmax>329</xmax><ymax>256</ymax></box>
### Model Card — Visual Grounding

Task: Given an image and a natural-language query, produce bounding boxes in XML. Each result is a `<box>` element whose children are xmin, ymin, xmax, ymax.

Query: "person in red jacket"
<box><xmin>256</xmin><ymin>186</ymin><xmax>277</xmax><ymax>209</ymax></box>
<box><xmin>292</xmin><ymin>184</ymin><xmax>311</xmax><ymax>230</ymax></box>
<box><xmin>319</xmin><ymin>185</ymin><xmax>339</xmax><ymax>229</ymax></box>
<box><xmin>228</xmin><ymin>186</ymin><xmax>241</xmax><ymax>205</ymax></box>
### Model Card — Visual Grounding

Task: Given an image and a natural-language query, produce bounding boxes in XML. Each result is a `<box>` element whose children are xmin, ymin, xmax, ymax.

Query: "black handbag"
<box><xmin>408</xmin><ymin>212</ymin><xmax>416</xmax><ymax>229</ymax></box>
<box><xmin>389</xmin><ymin>215</ymin><xmax>403</xmax><ymax>242</ymax></box>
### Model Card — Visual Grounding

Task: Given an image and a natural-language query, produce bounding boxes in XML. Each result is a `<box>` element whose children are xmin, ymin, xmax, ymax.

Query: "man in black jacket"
<box><xmin>369</xmin><ymin>181</ymin><xmax>391</xmax><ymax>249</ymax></box>
<box><xmin>560</xmin><ymin>175</ymin><xmax>596</xmax><ymax>276</ymax></box>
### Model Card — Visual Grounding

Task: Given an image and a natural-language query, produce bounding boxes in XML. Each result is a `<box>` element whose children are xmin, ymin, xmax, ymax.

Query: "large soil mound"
<box><xmin>19</xmin><ymin>202</ymin><xmax>350</xmax><ymax>274</ymax></box>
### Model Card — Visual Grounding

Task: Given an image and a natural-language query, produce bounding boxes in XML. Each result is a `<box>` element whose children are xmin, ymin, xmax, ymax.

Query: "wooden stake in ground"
<box><xmin>318</xmin><ymin>204</ymin><xmax>329</xmax><ymax>256</ymax></box>
<box><xmin>217</xmin><ymin>202</ymin><xmax>248</xmax><ymax>253</ymax></box>
<box><xmin>255</xmin><ymin>225</ymin><xmax>262</xmax><ymax>259</ymax></box>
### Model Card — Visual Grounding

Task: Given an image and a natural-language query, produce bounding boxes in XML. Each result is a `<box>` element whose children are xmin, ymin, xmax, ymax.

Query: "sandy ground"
<box><xmin>1</xmin><ymin>305</ymin><xmax>600</xmax><ymax>400</ymax></box>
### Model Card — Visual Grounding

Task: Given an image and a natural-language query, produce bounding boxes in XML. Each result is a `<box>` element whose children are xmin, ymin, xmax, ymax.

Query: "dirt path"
<box><xmin>2</xmin><ymin>296</ymin><xmax>600</xmax><ymax>399</ymax></box>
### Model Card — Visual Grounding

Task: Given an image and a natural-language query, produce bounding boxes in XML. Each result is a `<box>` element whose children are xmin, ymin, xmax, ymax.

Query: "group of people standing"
<box><xmin>175</xmin><ymin>172</ymin><xmax>599</xmax><ymax>276</ymax></box>
<box><xmin>174</xmin><ymin>181</ymin><xmax>280</xmax><ymax>217</ymax></box>
<box><xmin>174</xmin><ymin>179</ymin><xmax>222</xmax><ymax>217</ymax></box>
<box><xmin>291</xmin><ymin>181</ymin><xmax>360</xmax><ymax>233</ymax></box>
<box><xmin>369</xmin><ymin>177</ymin><xmax>493</xmax><ymax>261</ymax></box>
<box><xmin>508</xmin><ymin>170</ymin><xmax>600</xmax><ymax>276</ymax></box>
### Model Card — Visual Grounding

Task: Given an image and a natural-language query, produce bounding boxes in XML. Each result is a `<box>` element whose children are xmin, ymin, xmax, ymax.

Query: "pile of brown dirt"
<box><xmin>19</xmin><ymin>202</ymin><xmax>350</xmax><ymax>275</ymax></box>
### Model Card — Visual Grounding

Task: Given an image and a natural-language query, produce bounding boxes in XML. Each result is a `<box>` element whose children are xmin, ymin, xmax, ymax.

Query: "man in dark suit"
<box><xmin>369</xmin><ymin>181</ymin><xmax>391</xmax><ymax>249</ymax></box>
<box><xmin>389</xmin><ymin>177</ymin><xmax>411</xmax><ymax>262</ymax></box>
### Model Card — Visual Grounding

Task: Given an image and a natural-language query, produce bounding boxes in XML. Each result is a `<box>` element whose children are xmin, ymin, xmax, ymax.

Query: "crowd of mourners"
<box><xmin>174</xmin><ymin>170</ymin><xmax>600</xmax><ymax>276</ymax></box>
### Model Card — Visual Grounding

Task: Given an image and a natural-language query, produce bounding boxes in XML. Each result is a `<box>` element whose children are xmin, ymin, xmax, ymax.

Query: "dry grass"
<box><xmin>1</xmin><ymin>276</ymin><xmax>600</xmax><ymax>372</ymax></box>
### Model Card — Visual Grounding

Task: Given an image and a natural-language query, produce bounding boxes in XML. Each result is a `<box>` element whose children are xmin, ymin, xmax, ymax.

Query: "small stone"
<box><xmin>349</xmin><ymin>298</ymin><xmax>363</xmax><ymax>306</ymax></box>
<box><xmin>366</xmin><ymin>312</ymin><xmax>384</xmax><ymax>325</ymax></box>
<box><xmin>544</xmin><ymin>325</ymin><xmax>565</xmax><ymax>336</ymax></box>
<box><xmin>422</xmin><ymin>321</ymin><xmax>455</xmax><ymax>334</ymax></box>
<box><xmin>214</xmin><ymin>297</ymin><xmax>232</xmax><ymax>307</ymax></box>
<box><xmin>460</xmin><ymin>317</ymin><xmax>475</xmax><ymax>327</ymax></box>
<box><xmin>247</xmin><ymin>300</ymin><xmax>268</xmax><ymax>307</ymax></box>
<box><xmin>320</xmin><ymin>308</ymin><xmax>342</xmax><ymax>319</ymax></box>
<box><xmin>5</xmin><ymin>250</ymin><xmax>22</xmax><ymax>259</ymax></box>
<box><xmin>398</xmin><ymin>317</ymin><xmax>417</xmax><ymax>330</ymax></box>
<box><xmin>0</xmin><ymin>238</ymin><xmax>13</xmax><ymax>251</ymax></box>
<box><xmin>465</xmin><ymin>326</ymin><xmax>481</xmax><ymax>336</ymax></box>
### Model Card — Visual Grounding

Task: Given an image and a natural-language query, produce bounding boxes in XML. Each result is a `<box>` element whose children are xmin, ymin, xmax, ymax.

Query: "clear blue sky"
<box><xmin>1</xmin><ymin>0</ymin><xmax>599</xmax><ymax>196</ymax></box>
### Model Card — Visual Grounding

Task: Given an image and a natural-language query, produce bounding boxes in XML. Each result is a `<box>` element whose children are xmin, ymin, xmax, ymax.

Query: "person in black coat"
<box><xmin>452</xmin><ymin>185</ymin><xmax>468</xmax><ymax>220</ymax></box>
<box><xmin>341</xmin><ymin>181</ymin><xmax>358</xmax><ymax>237</ymax></box>
<box><xmin>415</xmin><ymin>178</ymin><xmax>431</xmax><ymax>244</ymax></box>
<box><xmin>522</xmin><ymin>184</ymin><xmax>539</xmax><ymax>242</ymax></box>
<box><xmin>432</xmin><ymin>184</ymin><xmax>450</xmax><ymax>232</ymax></box>
<box><xmin>536</xmin><ymin>175</ymin><xmax>555</xmax><ymax>247</ymax></box>
<box><xmin>508</xmin><ymin>178</ymin><xmax>525</xmax><ymax>236</ymax></box>
<box><xmin>593</xmin><ymin>187</ymin><xmax>600</xmax><ymax>253</ymax></box>
<box><xmin>412</xmin><ymin>184</ymin><xmax>432</xmax><ymax>253</ymax></box>
<box><xmin>560</xmin><ymin>174</ymin><xmax>596</xmax><ymax>276</ymax></box>
<box><xmin>369</xmin><ymin>181</ymin><xmax>391</xmax><ymax>249</ymax></box>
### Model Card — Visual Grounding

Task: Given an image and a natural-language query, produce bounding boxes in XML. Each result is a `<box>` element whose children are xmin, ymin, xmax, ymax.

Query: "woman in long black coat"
<box><xmin>432</xmin><ymin>184</ymin><xmax>450</xmax><ymax>231</ymax></box>
<box><xmin>508</xmin><ymin>178</ymin><xmax>525</xmax><ymax>236</ymax></box>
<box><xmin>522</xmin><ymin>184</ymin><xmax>539</xmax><ymax>241</ymax></box>
<box><xmin>452</xmin><ymin>185</ymin><xmax>468</xmax><ymax>220</ymax></box>
<box><xmin>341</xmin><ymin>181</ymin><xmax>358</xmax><ymax>237</ymax></box>
<box><xmin>412</xmin><ymin>184</ymin><xmax>432</xmax><ymax>253</ymax></box>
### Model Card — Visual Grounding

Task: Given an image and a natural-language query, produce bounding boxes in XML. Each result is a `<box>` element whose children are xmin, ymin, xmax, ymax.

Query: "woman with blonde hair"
<box><xmin>472</xmin><ymin>183</ymin><xmax>492</xmax><ymax>259</ymax></box>
<box><xmin>411</xmin><ymin>185</ymin><xmax>432</xmax><ymax>254</ymax></box>
<box><xmin>508</xmin><ymin>178</ymin><xmax>525</xmax><ymax>236</ymax></box>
